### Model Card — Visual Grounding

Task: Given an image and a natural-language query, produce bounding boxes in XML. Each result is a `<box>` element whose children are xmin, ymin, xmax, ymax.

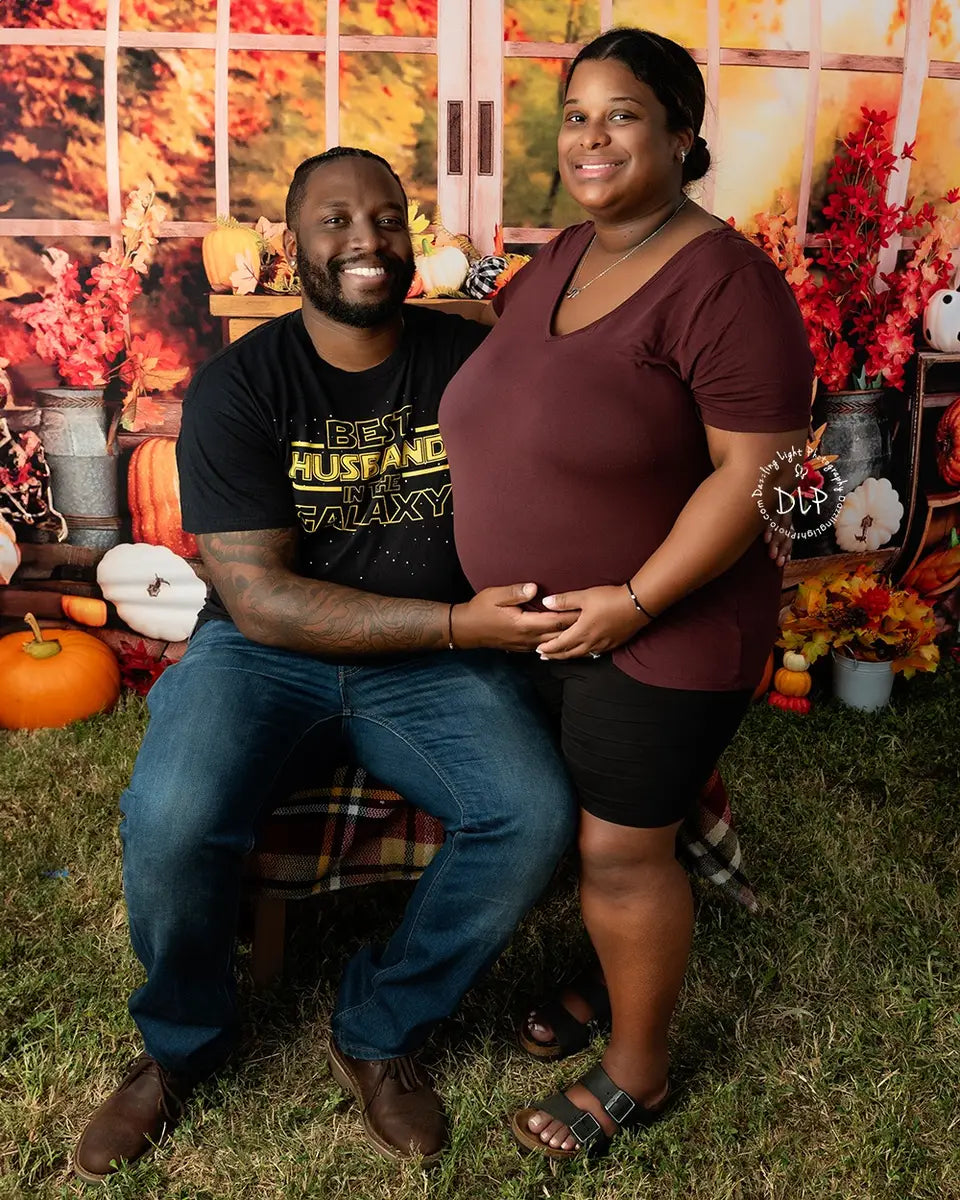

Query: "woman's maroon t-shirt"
<box><xmin>439</xmin><ymin>222</ymin><xmax>814</xmax><ymax>691</ymax></box>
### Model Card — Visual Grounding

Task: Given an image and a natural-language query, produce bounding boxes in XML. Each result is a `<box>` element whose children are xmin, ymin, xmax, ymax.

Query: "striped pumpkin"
<box><xmin>128</xmin><ymin>437</ymin><xmax>198</xmax><ymax>559</ymax></box>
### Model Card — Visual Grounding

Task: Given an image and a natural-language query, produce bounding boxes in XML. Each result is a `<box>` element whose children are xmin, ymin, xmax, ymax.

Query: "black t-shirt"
<box><xmin>177</xmin><ymin>305</ymin><xmax>488</xmax><ymax>624</ymax></box>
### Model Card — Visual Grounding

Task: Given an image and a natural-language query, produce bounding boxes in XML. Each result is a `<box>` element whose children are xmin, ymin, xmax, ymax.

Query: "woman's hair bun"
<box><xmin>683</xmin><ymin>134</ymin><xmax>710</xmax><ymax>184</ymax></box>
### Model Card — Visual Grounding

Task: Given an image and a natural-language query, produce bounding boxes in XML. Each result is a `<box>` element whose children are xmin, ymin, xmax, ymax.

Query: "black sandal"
<box><xmin>518</xmin><ymin>966</ymin><xmax>611</xmax><ymax>1061</ymax></box>
<box><xmin>510</xmin><ymin>1063</ymin><xmax>670</xmax><ymax>1160</ymax></box>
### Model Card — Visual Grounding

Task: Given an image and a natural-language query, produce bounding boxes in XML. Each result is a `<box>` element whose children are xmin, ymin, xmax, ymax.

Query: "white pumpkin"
<box><xmin>97</xmin><ymin>543</ymin><xmax>206</xmax><ymax>642</ymax></box>
<box><xmin>923</xmin><ymin>286</ymin><xmax>960</xmax><ymax>351</ymax></box>
<box><xmin>0</xmin><ymin>515</ymin><xmax>20</xmax><ymax>585</ymax></box>
<box><xmin>834</xmin><ymin>477</ymin><xmax>904</xmax><ymax>552</ymax></box>
<box><xmin>414</xmin><ymin>245</ymin><xmax>469</xmax><ymax>295</ymax></box>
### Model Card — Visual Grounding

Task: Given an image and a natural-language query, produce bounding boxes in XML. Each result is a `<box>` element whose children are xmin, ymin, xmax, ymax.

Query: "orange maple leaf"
<box><xmin>120</xmin><ymin>389</ymin><xmax>166</xmax><ymax>433</ymax></box>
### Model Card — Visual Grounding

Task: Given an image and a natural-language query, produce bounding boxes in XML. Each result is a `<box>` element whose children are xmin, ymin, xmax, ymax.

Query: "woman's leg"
<box><xmin>525</xmin><ymin>813</ymin><xmax>683</xmax><ymax>1148</ymax></box>
<box><xmin>519</xmin><ymin>659</ymin><xmax>750</xmax><ymax>1150</ymax></box>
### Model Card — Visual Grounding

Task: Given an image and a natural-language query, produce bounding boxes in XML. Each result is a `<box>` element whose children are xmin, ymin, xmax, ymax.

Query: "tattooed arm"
<box><xmin>196</xmin><ymin>527</ymin><xmax>576</xmax><ymax>656</ymax></box>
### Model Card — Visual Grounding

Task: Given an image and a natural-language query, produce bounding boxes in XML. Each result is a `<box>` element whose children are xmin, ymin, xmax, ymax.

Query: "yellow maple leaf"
<box><xmin>407</xmin><ymin>200</ymin><xmax>430</xmax><ymax>236</ymax></box>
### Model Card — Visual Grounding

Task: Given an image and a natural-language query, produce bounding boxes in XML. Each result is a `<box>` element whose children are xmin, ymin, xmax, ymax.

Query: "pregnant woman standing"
<box><xmin>441</xmin><ymin>28</ymin><xmax>813</xmax><ymax>1158</ymax></box>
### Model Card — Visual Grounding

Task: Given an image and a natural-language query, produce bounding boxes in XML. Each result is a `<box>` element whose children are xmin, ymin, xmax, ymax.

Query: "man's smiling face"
<box><xmin>291</xmin><ymin>157</ymin><xmax>415</xmax><ymax>328</ymax></box>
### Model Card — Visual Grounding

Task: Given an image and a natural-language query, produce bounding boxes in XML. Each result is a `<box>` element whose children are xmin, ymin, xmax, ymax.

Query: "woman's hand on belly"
<box><xmin>536</xmin><ymin>584</ymin><xmax>650</xmax><ymax>660</ymax></box>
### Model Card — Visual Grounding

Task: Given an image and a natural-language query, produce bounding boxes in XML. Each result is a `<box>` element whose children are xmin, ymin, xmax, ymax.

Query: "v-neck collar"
<box><xmin>547</xmin><ymin>224</ymin><xmax>735</xmax><ymax>342</ymax></box>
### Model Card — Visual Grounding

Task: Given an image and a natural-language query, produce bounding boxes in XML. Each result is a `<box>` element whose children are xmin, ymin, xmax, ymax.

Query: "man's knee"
<box><xmin>120</xmin><ymin>773</ymin><xmax>252</xmax><ymax>884</ymax></box>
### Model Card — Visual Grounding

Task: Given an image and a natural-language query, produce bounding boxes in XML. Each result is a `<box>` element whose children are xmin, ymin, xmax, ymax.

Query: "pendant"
<box><xmin>565</xmin><ymin>287</ymin><xmax>581</xmax><ymax>299</ymax></box>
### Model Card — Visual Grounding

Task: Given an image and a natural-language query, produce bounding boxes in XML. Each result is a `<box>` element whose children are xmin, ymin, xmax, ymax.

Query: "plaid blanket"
<box><xmin>252</xmin><ymin>763</ymin><xmax>758</xmax><ymax>912</ymax></box>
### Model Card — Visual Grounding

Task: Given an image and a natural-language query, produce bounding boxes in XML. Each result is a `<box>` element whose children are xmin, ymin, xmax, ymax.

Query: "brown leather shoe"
<box><xmin>74</xmin><ymin>1054</ymin><xmax>192</xmax><ymax>1183</ymax></box>
<box><xmin>327</xmin><ymin>1039</ymin><xmax>446</xmax><ymax>1163</ymax></box>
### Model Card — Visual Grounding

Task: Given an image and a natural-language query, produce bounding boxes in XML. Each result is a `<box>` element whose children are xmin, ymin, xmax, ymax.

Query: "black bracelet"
<box><xmin>625</xmin><ymin>581</ymin><xmax>657</xmax><ymax>621</ymax></box>
<box><xmin>447</xmin><ymin>602</ymin><xmax>456</xmax><ymax>650</ymax></box>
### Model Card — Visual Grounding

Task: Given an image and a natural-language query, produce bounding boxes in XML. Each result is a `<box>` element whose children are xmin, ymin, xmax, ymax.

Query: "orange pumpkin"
<box><xmin>902</xmin><ymin>539</ymin><xmax>960</xmax><ymax>596</ymax></box>
<box><xmin>128</xmin><ymin>437</ymin><xmax>198</xmax><ymax>558</ymax></box>
<box><xmin>202</xmin><ymin>219</ymin><xmax>262</xmax><ymax>293</ymax></box>
<box><xmin>751</xmin><ymin>650</ymin><xmax>774</xmax><ymax>701</ymax></box>
<box><xmin>767</xmin><ymin>691</ymin><xmax>811</xmax><ymax>714</ymax></box>
<box><xmin>0</xmin><ymin>613</ymin><xmax>121</xmax><ymax>729</ymax></box>
<box><xmin>61</xmin><ymin>594</ymin><xmax>108</xmax><ymax>627</ymax></box>
<box><xmin>935</xmin><ymin>397</ymin><xmax>960</xmax><ymax>488</ymax></box>
<box><xmin>774</xmin><ymin>667</ymin><xmax>812</xmax><ymax>698</ymax></box>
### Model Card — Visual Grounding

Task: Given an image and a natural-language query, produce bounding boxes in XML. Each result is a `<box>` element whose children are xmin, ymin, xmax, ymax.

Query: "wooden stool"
<box><xmin>246</xmin><ymin>763</ymin><xmax>445</xmax><ymax>989</ymax></box>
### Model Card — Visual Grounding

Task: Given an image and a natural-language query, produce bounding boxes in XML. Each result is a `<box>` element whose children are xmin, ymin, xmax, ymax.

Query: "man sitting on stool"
<box><xmin>74</xmin><ymin>147</ymin><xmax>577</xmax><ymax>1181</ymax></box>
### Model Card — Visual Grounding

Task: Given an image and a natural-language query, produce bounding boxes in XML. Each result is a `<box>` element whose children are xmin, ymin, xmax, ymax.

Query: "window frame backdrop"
<box><xmin>1</xmin><ymin>0</ymin><xmax>958</xmax><ymax>266</ymax></box>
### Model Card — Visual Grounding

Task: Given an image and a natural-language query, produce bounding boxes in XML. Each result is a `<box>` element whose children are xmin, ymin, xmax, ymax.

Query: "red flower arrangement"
<box><xmin>14</xmin><ymin>182</ymin><xmax>188</xmax><ymax>433</ymax></box>
<box><xmin>744</xmin><ymin>108</ymin><xmax>959</xmax><ymax>392</ymax></box>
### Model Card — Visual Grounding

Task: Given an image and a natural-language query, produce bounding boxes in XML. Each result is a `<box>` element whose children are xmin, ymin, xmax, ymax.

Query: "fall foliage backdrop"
<box><xmin>1</xmin><ymin>0</ymin><xmax>959</xmax><ymax>390</ymax></box>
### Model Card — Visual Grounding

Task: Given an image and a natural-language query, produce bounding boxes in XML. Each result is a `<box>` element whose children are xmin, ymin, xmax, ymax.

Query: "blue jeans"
<box><xmin>121</xmin><ymin>620</ymin><xmax>576</xmax><ymax>1078</ymax></box>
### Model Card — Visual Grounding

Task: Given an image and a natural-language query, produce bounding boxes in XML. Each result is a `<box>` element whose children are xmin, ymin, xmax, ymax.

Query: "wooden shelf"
<box><xmin>208</xmin><ymin>293</ymin><xmax>481</xmax><ymax>343</ymax></box>
<box><xmin>928</xmin><ymin>487</ymin><xmax>960</xmax><ymax>505</ymax></box>
<box><xmin>783</xmin><ymin>547</ymin><xmax>898</xmax><ymax>588</ymax></box>
<box><xmin>209</xmin><ymin>294</ymin><xmax>301</xmax><ymax>319</ymax></box>
<box><xmin>921</xmin><ymin>392</ymin><xmax>960</xmax><ymax>409</ymax></box>
<box><xmin>916</xmin><ymin>350</ymin><xmax>960</xmax><ymax>367</ymax></box>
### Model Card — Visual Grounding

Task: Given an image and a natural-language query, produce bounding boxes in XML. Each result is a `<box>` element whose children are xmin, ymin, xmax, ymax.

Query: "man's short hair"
<box><xmin>284</xmin><ymin>147</ymin><xmax>408</xmax><ymax>230</ymax></box>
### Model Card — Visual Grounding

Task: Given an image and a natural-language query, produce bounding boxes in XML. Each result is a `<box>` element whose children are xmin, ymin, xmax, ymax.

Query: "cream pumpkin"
<box><xmin>834</xmin><ymin>477</ymin><xmax>903</xmax><ymax>553</ymax></box>
<box><xmin>0</xmin><ymin>514</ymin><xmax>20</xmax><ymax>585</ymax></box>
<box><xmin>97</xmin><ymin>543</ymin><xmax>206</xmax><ymax>642</ymax></box>
<box><xmin>414</xmin><ymin>245</ymin><xmax>470</xmax><ymax>295</ymax></box>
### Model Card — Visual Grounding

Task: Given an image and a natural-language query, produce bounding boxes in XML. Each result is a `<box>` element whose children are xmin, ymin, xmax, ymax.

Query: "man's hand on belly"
<box><xmin>452</xmin><ymin>584</ymin><xmax>579</xmax><ymax>652</ymax></box>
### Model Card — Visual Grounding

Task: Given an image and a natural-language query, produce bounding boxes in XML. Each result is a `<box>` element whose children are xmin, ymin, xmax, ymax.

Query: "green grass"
<box><xmin>1</xmin><ymin>662</ymin><xmax>959</xmax><ymax>1199</ymax></box>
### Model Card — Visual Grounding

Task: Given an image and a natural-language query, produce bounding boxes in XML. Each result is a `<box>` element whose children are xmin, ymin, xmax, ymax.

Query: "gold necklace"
<box><xmin>564</xmin><ymin>196</ymin><xmax>688</xmax><ymax>300</ymax></box>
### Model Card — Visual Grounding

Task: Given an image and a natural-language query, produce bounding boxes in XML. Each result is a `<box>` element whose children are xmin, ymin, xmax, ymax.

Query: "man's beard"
<box><xmin>297</xmin><ymin>251</ymin><xmax>415</xmax><ymax>328</ymax></box>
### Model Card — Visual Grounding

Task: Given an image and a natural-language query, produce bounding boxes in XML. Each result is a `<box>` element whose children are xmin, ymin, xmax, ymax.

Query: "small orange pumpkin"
<box><xmin>767</xmin><ymin>691</ymin><xmax>811</xmax><ymax>714</ymax></box>
<box><xmin>935</xmin><ymin>397</ymin><xmax>960</xmax><ymax>488</ymax></box>
<box><xmin>61</xmin><ymin>594</ymin><xmax>108</xmax><ymax>627</ymax></box>
<box><xmin>128</xmin><ymin>437</ymin><xmax>198</xmax><ymax>558</ymax></box>
<box><xmin>0</xmin><ymin>613</ymin><xmax>121</xmax><ymax>729</ymax></box>
<box><xmin>774</xmin><ymin>667</ymin><xmax>812</xmax><ymax>698</ymax></box>
<box><xmin>202</xmin><ymin>218</ymin><xmax>262</xmax><ymax>293</ymax></box>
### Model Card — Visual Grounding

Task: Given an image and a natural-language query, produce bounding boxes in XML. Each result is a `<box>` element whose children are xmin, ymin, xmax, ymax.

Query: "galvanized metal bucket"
<box><xmin>36</xmin><ymin>388</ymin><xmax>121</xmax><ymax>551</ymax></box>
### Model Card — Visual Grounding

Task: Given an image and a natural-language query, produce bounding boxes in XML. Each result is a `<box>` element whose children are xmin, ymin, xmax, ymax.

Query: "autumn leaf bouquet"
<box><xmin>14</xmin><ymin>182</ymin><xmax>188</xmax><ymax>433</ymax></box>
<box><xmin>744</xmin><ymin>107</ymin><xmax>959</xmax><ymax>392</ymax></box>
<box><xmin>779</xmin><ymin>563</ymin><xmax>939</xmax><ymax>677</ymax></box>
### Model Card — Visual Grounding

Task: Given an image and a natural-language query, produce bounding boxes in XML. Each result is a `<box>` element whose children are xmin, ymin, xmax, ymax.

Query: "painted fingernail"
<box><xmin>542</xmin><ymin>595</ymin><xmax>557</xmax><ymax>608</ymax></box>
